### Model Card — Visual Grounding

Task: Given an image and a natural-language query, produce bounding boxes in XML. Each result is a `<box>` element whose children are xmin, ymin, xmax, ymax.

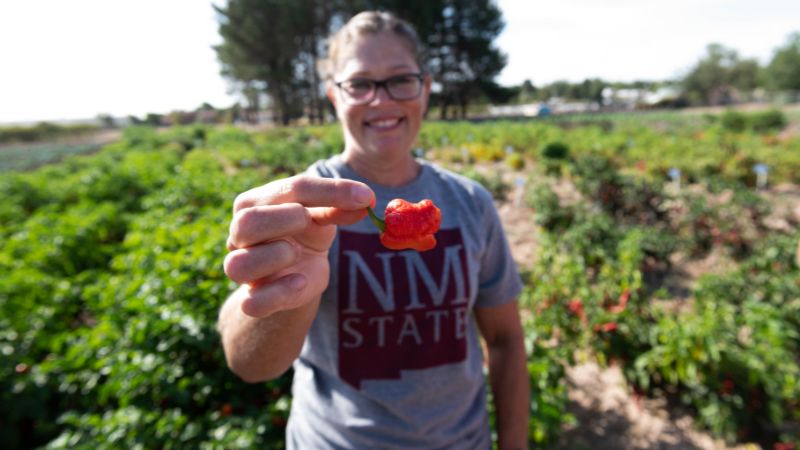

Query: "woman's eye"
<box><xmin>388</xmin><ymin>76</ymin><xmax>415</xmax><ymax>87</ymax></box>
<box><xmin>347</xmin><ymin>80</ymin><xmax>373</xmax><ymax>92</ymax></box>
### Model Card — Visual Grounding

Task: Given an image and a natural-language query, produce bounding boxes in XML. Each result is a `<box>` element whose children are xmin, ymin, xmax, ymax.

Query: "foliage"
<box><xmin>629</xmin><ymin>232</ymin><xmax>800</xmax><ymax>444</ymax></box>
<box><xmin>0</xmin><ymin>126</ymin><xmax>298</xmax><ymax>449</ymax></box>
<box><xmin>456</xmin><ymin>166</ymin><xmax>509</xmax><ymax>200</ymax></box>
<box><xmin>0</xmin><ymin>143</ymin><xmax>103</xmax><ymax>172</ymax></box>
<box><xmin>526</xmin><ymin>340</ymin><xmax>574</xmax><ymax>449</ymax></box>
<box><xmin>505</xmin><ymin>152</ymin><xmax>525</xmax><ymax>170</ymax></box>
<box><xmin>2</xmin><ymin>114</ymin><xmax>800</xmax><ymax>449</ymax></box>
<box><xmin>720</xmin><ymin>110</ymin><xmax>748</xmax><ymax>133</ymax></box>
<box><xmin>408</xmin><ymin>0</ymin><xmax>508</xmax><ymax>119</ymax></box>
<box><xmin>682</xmin><ymin>43</ymin><xmax>761</xmax><ymax>105</ymax></box>
<box><xmin>540</xmin><ymin>141</ymin><xmax>569</xmax><ymax>160</ymax></box>
<box><xmin>749</xmin><ymin>109</ymin><xmax>788</xmax><ymax>133</ymax></box>
<box><xmin>253</xmin><ymin>127</ymin><xmax>339</xmax><ymax>175</ymax></box>
<box><xmin>214</xmin><ymin>0</ymin><xmax>332</xmax><ymax>124</ymax></box>
<box><xmin>765</xmin><ymin>31</ymin><xmax>800</xmax><ymax>91</ymax></box>
<box><xmin>538</xmin><ymin>141</ymin><xmax>569</xmax><ymax>175</ymax></box>
<box><xmin>518</xmin><ymin>124</ymin><xmax>799</xmax><ymax>446</ymax></box>
<box><xmin>720</xmin><ymin>109</ymin><xmax>787</xmax><ymax>133</ymax></box>
<box><xmin>525</xmin><ymin>182</ymin><xmax>574</xmax><ymax>233</ymax></box>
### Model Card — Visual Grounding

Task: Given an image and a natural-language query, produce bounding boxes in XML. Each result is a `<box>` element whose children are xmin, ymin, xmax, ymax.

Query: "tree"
<box><xmin>728</xmin><ymin>58</ymin><xmax>761</xmax><ymax>94</ymax></box>
<box><xmin>96</xmin><ymin>114</ymin><xmax>116</xmax><ymax>128</ymax></box>
<box><xmin>431</xmin><ymin>0</ymin><xmax>507</xmax><ymax>119</ymax></box>
<box><xmin>516</xmin><ymin>79</ymin><xmax>537</xmax><ymax>104</ymax></box>
<box><xmin>578</xmin><ymin>78</ymin><xmax>606</xmax><ymax>103</ymax></box>
<box><xmin>545</xmin><ymin>80</ymin><xmax>571</xmax><ymax>99</ymax></box>
<box><xmin>214</xmin><ymin>0</ymin><xmax>322</xmax><ymax>125</ymax></box>
<box><xmin>682</xmin><ymin>44</ymin><xmax>764</xmax><ymax>106</ymax></box>
<box><xmin>478</xmin><ymin>80</ymin><xmax>518</xmax><ymax>104</ymax></box>
<box><xmin>144</xmin><ymin>113</ymin><xmax>164</xmax><ymax>127</ymax></box>
<box><xmin>766</xmin><ymin>31</ymin><xmax>800</xmax><ymax>92</ymax></box>
<box><xmin>683</xmin><ymin>44</ymin><xmax>737</xmax><ymax>105</ymax></box>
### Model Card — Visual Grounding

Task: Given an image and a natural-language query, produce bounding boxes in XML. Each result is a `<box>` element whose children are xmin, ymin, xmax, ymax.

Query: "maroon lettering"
<box><xmin>337</xmin><ymin>228</ymin><xmax>471</xmax><ymax>389</ymax></box>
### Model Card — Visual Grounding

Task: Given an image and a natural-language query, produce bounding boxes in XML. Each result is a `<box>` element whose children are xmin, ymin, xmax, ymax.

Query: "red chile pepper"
<box><xmin>367</xmin><ymin>199</ymin><xmax>441</xmax><ymax>251</ymax></box>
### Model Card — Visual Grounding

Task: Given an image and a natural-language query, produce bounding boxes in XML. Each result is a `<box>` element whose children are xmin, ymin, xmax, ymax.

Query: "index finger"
<box><xmin>233</xmin><ymin>175</ymin><xmax>374</xmax><ymax>213</ymax></box>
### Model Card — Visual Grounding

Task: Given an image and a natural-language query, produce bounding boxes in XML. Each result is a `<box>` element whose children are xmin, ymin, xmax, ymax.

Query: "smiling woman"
<box><xmin>217</xmin><ymin>11</ymin><xmax>529</xmax><ymax>450</ymax></box>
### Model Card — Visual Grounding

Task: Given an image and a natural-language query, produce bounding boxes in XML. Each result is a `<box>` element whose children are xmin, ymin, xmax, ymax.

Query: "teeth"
<box><xmin>369</xmin><ymin>118</ymin><xmax>400</xmax><ymax>128</ymax></box>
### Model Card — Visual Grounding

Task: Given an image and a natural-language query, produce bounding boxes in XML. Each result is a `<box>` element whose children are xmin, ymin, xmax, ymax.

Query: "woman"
<box><xmin>218</xmin><ymin>11</ymin><xmax>529</xmax><ymax>449</ymax></box>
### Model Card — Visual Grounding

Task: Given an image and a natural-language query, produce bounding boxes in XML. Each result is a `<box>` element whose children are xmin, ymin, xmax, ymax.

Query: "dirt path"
<box><xmin>554</xmin><ymin>363</ymin><xmax>751</xmax><ymax>450</ymax></box>
<box><xmin>497</xmin><ymin>199</ymin><xmax>540</xmax><ymax>268</ymax></box>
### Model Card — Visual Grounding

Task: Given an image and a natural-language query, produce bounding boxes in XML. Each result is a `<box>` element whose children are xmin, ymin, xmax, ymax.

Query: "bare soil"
<box><xmin>553</xmin><ymin>363</ymin><xmax>752</xmax><ymax>450</ymax></box>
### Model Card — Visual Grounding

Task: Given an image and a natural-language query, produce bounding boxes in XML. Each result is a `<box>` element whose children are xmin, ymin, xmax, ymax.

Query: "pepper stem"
<box><xmin>366</xmin><ymin>206</ymin><xmax>385</xmax><ymax>232</ymax></box>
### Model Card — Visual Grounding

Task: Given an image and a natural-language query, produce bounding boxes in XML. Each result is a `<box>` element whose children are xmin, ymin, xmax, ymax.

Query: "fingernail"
<box><xmin>351</xmin><ymin>184</ymin><xmax>372</xmax><ymax>204</ymax></box>
<box><xmin>289</xmin><ymin>275</ymin><xmax>307</xmax><ymax>291</ymax></box>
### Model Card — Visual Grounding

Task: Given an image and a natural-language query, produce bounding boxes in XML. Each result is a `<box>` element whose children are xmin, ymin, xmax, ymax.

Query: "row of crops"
<box><xmin>1</xmin><ymin>110</ymin><xmax>798</xmax><ymax>448</ymax></box>
<box><xmin>0</xmin><ymin>122</ymin><xmax>100</xmax><ymax>146</ymax></box>
<box><xmin>0</xmin><ymin>142</ymin><xmax>107</xmax><ymax>172</ymax></box>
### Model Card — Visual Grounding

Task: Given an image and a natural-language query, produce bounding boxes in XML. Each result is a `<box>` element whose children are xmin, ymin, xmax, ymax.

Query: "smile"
<box><xmin>365</xmin><ymin>117</ymin><xmax>404</xmax><ymax>130</ymax></box>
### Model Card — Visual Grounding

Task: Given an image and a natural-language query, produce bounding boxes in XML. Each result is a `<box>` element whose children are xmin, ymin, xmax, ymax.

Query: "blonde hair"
<box><xmin>318</xmin><ymin>11</ymin><xmax>426</xmax><ymax>81</ymax></box>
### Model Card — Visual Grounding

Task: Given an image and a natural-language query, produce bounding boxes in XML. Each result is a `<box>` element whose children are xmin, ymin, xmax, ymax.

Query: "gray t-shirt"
<box><xmin>286</xmin><ymin>155</ymin><xmax>523</xmax><ymax>449</ymax></box>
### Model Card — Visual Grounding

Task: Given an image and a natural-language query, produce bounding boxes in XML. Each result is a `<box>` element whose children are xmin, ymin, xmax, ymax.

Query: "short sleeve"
<box><xmin>474</xmin><ymin>189</ymin><xmax>524</xmax><ymax>308</ymax></box>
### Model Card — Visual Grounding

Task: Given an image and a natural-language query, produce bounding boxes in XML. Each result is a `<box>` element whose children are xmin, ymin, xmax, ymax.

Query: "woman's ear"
<box><xmin>326</xmin><ymin>82</ymin><xmax>337</xmax><ymax>109</ymax></box>
<box><xmin>421</xmin><ymin>74</ymin><xmax>433</xmax><ymax>111</ymax></box>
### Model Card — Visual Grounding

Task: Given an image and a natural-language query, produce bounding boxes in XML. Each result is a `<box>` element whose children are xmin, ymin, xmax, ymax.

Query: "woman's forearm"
<box><xmin>488</xmin><ymin>333</ymin><xmax>530</xmax><ymax>450</ymax></box>
<box><xmin>217</xmin><ymin>285</ymin><xmax>320</xmax><ymax>383</ymax></box>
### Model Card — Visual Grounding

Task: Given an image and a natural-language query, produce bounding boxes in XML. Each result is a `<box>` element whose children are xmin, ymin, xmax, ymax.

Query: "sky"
<box><xmin>1</xmin><ymin>0</ymin><xmax>799</xmax><ymax>124</ymax></box>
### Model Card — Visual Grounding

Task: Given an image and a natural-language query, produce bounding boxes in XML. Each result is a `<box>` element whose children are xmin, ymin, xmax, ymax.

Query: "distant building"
<box><xmin>644</xmin><ymin>86</ymin><xmax>684</xmax><ymax>107</ymax></box>
<box><xmin>487</xmin><ymin>102</ymin><xmax>559</xmax><ymax>117</ymax></box>
<box><xmin>547</xmin><ymin>98</ymin><xmax>600</xmax><ymax>114</ymax></box>
<box><xmin>602</xmin><ymin>87</ymin><xmax>644</xmax><ymax>109</ymax></box>
<box><xmin>602</xmin><ymin>86</ymin><xmax>685</xmax><ymax>109</ymax></box>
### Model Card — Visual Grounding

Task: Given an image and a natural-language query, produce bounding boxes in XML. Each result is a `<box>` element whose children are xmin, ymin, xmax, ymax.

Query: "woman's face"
<box><xmin>328</xmin><ymin>31</ymin><xmax>430</xmax><ymax>160</ymax></box>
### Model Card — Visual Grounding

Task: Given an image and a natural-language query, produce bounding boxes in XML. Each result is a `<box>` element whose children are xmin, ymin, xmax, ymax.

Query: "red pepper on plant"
<box><xmin>595</xmin><ymin>322</ymin><xmax>618</xmax><ymax>333</ymax></box>
<box><xmin>567</xmin><ymin>298</ymin><xmax>587</xmax><ymax>323</ymax></box>
<box><xmin>367</xmin><ymin>199</ymin><xmax>441</xmax><ymax>251</ymax></box>
<box><xmin>720</xmin><ymin>377</ymin><xmax>735</xmax><ymax>396</ymax></box>
<box><xmin>606</xmin><ymin>289</ymin><xmax>630</xmax><ymax>314</ymax></box>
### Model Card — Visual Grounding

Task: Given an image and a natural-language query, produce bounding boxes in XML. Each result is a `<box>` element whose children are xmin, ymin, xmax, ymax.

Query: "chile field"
<box><xmin>1</xmin><ymin>108</ymin><xmax>799</xmax><ymax>449</ymax></box>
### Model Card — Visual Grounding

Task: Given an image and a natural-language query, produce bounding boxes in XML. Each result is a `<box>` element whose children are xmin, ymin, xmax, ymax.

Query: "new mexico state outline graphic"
<box><xmin>337</xmin><ymin>228</ymin><xmax>471</xmax><ymax>389</ymax></box>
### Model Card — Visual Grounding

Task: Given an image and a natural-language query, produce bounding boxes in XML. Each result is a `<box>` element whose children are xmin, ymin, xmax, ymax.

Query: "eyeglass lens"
<box><xmin>339</xmin><ymin>75</ymin><xmax>422</xmax><ymax>104</ymax></box>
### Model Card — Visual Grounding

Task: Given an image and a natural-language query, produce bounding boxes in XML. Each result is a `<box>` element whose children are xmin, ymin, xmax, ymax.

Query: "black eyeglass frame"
<box><xmin>333</xmin><ymin>73</ymin><xmax>425</xmax><ymax>105</ymax></box>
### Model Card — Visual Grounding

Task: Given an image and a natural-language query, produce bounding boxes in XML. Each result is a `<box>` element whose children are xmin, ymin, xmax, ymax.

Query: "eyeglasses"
<box><xmin>334</xmin><ymin>73</ymin><xmax>424</xmax><ymax>105</ymax></box>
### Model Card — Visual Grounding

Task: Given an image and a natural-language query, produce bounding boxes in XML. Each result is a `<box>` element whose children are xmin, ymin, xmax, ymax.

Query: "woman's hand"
<box><xmin>223</xmin><ymin>175</ymin><xmax>374</xmax><ymax>318</ymax></box>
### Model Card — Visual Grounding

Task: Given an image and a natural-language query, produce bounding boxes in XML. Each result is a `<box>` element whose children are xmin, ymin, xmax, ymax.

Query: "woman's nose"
<box><xmin>369</xmin><ymin>84</ymin><xmax>394</xmax><ymax>105</ymax></box>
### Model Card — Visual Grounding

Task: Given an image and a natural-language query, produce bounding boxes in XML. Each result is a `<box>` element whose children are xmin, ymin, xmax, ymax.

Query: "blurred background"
<box><xmin>1</xmin><ymin>1</ymin><xmax>799</xmax><ymax>449</ymax></box>
<box><xmin>2</xmin><ymin>0</ymin><xmax>800</xmax><ymax>126</ymax></box>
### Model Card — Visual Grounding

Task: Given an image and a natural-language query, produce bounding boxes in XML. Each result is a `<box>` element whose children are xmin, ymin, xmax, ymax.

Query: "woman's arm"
<box><xmin>217</xmin><ymin>285</ymin><xmax>321</xmax><ymax>382</ymax></box>
<box><xmin>475</xmin><ymin>300</ymin><xmax>530</xmax><ymax>450</ymax></box>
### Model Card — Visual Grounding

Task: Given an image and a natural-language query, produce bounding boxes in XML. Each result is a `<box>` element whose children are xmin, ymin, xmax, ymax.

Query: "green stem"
<box><xmin>366</xmin><ymin>206</ymin><xmax>385</xmax><ymax>232</ymax></box>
